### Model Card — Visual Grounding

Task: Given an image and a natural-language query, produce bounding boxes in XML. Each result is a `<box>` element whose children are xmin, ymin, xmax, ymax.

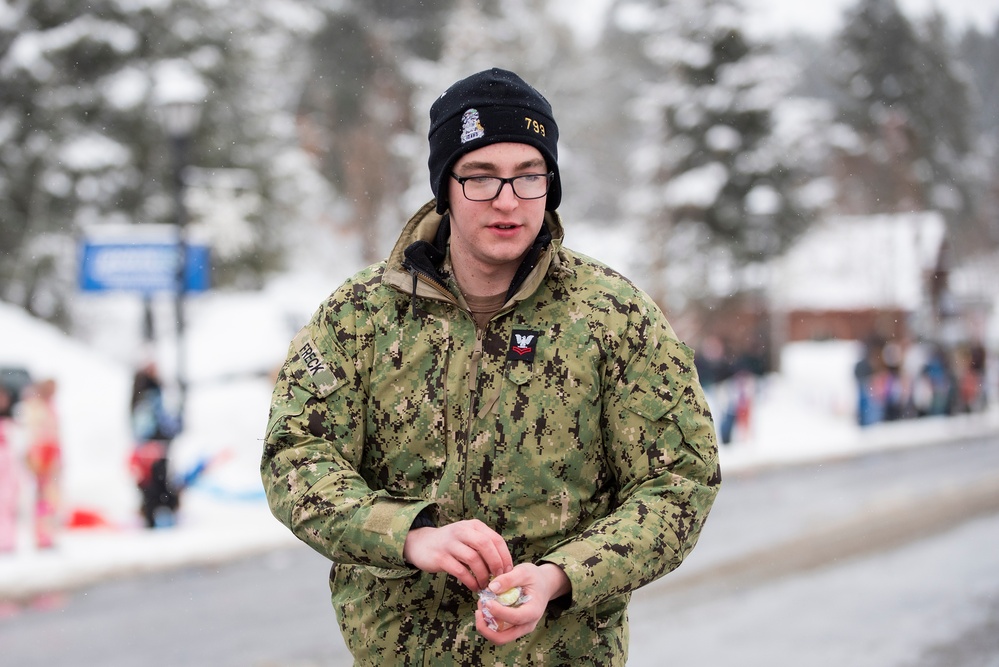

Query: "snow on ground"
<box><xmin>1</xmin><ymin>281</ymin><xmax>997</xmax><ymax>603</ymax></box>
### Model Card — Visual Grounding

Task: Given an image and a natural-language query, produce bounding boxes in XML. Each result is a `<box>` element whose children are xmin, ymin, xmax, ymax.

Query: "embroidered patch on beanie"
<box><xmin>460</xmin><ymin>109</ymin><xmax>485</xmax><ymax>143</ymax></box>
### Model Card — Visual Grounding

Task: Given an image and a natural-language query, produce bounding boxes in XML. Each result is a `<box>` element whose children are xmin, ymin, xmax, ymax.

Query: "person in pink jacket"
<box><xmin>21</xmin><ymin>379</ymin><xmax>62</xmax><ymax>549</ymax></box>
<box><xmin>0</xmin><ymin>386</ymin><xmax>19</xmax><ymax>553</ymax></box>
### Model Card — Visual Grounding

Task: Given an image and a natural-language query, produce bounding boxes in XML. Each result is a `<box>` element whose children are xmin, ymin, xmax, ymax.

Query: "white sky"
<box><xmin>742</xmin><ymin>0</ymin><xmax>999</xmax><ymax>37</ymax></box>
<box><xmin>562</xmin><ymin>0</ymin><xmax>999</xmax><ymax>42</ymax></box>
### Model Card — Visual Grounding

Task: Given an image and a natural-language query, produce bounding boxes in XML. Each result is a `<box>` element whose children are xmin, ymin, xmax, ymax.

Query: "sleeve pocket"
<box><xmin>265</xmin><ymin>327</ymin><xmax>354</xmax><ymax>439</ymax></box>
<box><xmin>621</xmin><ymin>337</ymin><xmax>696</xmax><ymax>422</ymax></box>
<box><xmin>289</xmin><ymin>327</ymin><xmax>352</xmax><ymax>398</ymax></box>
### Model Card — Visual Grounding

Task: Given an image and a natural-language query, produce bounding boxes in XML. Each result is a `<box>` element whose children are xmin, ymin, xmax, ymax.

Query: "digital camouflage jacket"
<box><xmin>261</xmin><ymin>200</ymin><xmax>721</xmax><ymax>666</ymax></box>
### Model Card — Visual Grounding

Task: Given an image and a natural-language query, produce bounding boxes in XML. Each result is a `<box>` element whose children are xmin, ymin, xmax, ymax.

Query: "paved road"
<box><xmin>626</xmin><ymin>434</ymin><xmax>999</xmax><ymax>667</ymax></box>
<box><xmin>1</xmin><ymin>435</ymin><xmax>997</xmax><ymax>666</ymax></box>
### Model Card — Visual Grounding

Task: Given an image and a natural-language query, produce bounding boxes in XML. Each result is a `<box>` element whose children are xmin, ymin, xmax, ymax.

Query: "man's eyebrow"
<box><xmin>456</xmin><ymin>158</ymin><xmax>547</xmax><ymax>173</ymax></box>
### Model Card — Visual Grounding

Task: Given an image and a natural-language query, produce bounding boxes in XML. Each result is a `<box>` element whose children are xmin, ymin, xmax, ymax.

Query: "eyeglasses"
<box><xmin>451</xmin><ymin>172</ymin><xmax>554</xmax><ymax>202</ymax></box>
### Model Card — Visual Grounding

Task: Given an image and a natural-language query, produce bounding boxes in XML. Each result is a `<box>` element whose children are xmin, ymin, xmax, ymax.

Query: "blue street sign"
<box><xmin>79</xmin><ymin>241</ymin><xmax>210</xmax><ymax>293</ymax></box>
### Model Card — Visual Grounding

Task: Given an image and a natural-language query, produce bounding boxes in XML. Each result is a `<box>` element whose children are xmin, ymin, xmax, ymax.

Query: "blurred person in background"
<box><xmin>854</xmin><ymin>339</ymin><xmax>881</xmax><ymax>426</ymax></box>
<box><xmin>20</xmin><ymin>379</ymin><xmax>62</xmax><ymax>549</ymax></box>
<box><xmin>262</xmin><ymin>68</ymin><xmax>720</xmax><ymax>665</ymax></box>
<box><xmin>0</xmin><ymin>387</ymin><xmax>19</xmax><ymax>553</ymax></box>
<box><xmin>129</xmin><ymin>361</ymin><xmax>181</xmax><ymax>528</ymax></box>
<box><xmin>912</xmin><ymin>343</ymin><xmax>955</xmax><ymax>417</ymax></box>
<box><xmin>955</xmin><ymin>342</ymin><xmax>987</xmax><ymax>413</ymax></box>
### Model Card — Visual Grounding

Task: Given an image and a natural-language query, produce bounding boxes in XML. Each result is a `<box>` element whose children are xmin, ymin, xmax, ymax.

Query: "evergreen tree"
<box><xmin>959</xmin><ymin>20</ymin><xmax>999</xmax><ymax>135</ymax></box>
<box><xmin>605</xmin><ymin>0</ymin><xmax>816</xmax><ymax>308</ymax></box>
<box><xmin>832</xmin><ymin>0</ymin><xmax>976</xmax><ymax>228</ymax></box>
<box><xmin>0</xmin><ymin>0</ymin><xmax>322</xmax><ymax>325</ymax></box>
<box><xmin>958</xmin><ymin>21</ymin><xmax>999</xmax><ymax>246</ymax></box>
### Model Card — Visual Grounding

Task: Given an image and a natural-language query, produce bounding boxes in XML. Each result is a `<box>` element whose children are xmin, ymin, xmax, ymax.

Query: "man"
<box><xmin>262</xmin><ymin>68</ymin><xmax>720</xmax><ymax>665</ymax></box>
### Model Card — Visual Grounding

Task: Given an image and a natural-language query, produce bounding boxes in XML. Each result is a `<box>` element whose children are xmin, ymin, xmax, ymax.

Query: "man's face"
<box><xmin>447</xmin><ymin>142</ymin><xmax>548</xmax><ymax>280</ymax></box>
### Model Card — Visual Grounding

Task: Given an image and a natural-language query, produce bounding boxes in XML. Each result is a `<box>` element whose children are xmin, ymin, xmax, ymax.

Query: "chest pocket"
<box><xmin>505</xmin><ymin>362</ymin><xmax>533</xmax><ymax>386</ymax></box>
<box><xmin>474</xmin><ymin>357</ymin><xmax>533</xmax><ymax>419</ymax></box>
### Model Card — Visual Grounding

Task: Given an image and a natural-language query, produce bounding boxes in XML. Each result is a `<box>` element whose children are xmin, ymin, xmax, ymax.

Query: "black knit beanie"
<box><xmin>428</xmin><ymin>68</ymin><xmax>560</xmax><ymax>214</ymax></box>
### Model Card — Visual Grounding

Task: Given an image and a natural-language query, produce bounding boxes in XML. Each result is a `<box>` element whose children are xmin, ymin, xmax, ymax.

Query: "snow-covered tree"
<box><xmin>958</xmin><ymin>21</ymin><xmax>999</xmax><ymax>248</ymax></box>
<box><xmin>0</xmin><ymin>0</ymin><xmax>324</xmax><ymax>325</ymax></box>
<box><xmin>605</xmin><ymin>0</ymin><xmax>816</xmax><ymax>309</ymax></box>
<box><xmin>960</xmin><ymin>21</ymin><xmax>999</xmax><ymax>136</ymax></box>
<box><xmin>831</xmin><ymin>0</ymin><xmax>976</xmax><ymax>226</ymax></box>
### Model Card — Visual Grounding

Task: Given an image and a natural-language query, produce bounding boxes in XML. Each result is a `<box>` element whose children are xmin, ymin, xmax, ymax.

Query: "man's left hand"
<box><xmin>475</xmin><ymin>562</ymin><xmax>571</xmax><ymax>645</ymax></box>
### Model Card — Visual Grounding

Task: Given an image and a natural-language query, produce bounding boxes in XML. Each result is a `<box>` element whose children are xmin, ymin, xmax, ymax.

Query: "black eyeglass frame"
<box><xmin>450</xmin><ymin>172</ymin><xmax>554</xmax><ymax>202</ymax></box>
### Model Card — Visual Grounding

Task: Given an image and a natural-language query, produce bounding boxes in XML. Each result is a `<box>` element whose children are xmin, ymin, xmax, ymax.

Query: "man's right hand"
<box><xmin>403</xmin><ymin>519</ymin><xmax>513</xmax><ymax>591</ymax></box>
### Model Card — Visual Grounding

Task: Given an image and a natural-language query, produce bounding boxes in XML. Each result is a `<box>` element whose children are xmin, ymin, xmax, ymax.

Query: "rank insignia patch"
<box><xmin>507</xmin><ymin>329</ymin><xmax>539</xmax><ymax>362</ymax></box>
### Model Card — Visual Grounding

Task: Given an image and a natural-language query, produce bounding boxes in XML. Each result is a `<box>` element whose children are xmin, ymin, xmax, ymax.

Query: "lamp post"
<box><xmin>157</xmin><ymin>92</ymin><xmax>203</xmax><ymax>431</ymax></box>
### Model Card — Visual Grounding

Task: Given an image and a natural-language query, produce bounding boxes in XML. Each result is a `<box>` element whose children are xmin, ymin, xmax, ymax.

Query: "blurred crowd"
<box><xmin>0</xmin><ymin>361</ymin><xmax>192</xmax><ymax>558</ymax></box>
<box><xmin>695</xmin><ymin>334</ymin><xmax>993</xmax><ymax>444</ymax></box>
<box><xmin>0</xmin><ymin>358</ymin><xmax>227</xmax><ymax>555</ymax></box>
<box><xmin>854</xmin><ymin>339</ymin><xmax>989</xmax><ymax>427</ymax></box>
<box><xmin>694</xmin><ymin>336</ymin><xmax>769</xmax><ymax>445</ymax></box>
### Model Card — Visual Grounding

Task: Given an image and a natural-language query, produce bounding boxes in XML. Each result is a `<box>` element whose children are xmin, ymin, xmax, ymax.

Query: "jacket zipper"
<box><xmin>461</xmin><ymin>326</ymin><xmax>485</xmax><ymax>519</ymax></box>
<box><xmin>405</xmin><ymin>263</ymin><xmax>454</xmax><ymax>316</ymax></box>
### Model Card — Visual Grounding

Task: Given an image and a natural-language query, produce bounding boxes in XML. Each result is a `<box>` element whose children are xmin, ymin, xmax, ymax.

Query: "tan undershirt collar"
<box><xmin>463</xmin><ymin>290</ymin><xmax>507</xmax><ymax>330</ymax></box>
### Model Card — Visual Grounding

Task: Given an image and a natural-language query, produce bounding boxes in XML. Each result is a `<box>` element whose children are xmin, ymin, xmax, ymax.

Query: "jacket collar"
<box><xmin>383</xmin><ymin>200</ymin><xmax>566</xmax><ymax>306</ymax></box>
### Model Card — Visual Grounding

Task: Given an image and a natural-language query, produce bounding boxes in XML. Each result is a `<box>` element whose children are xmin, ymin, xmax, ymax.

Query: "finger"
<box><xmin>463</xmin><ymin>539</ymin><xmax>507</xmax><ymax>585</ymax></box>
<box><xmin>441</xmin><ymin>553</ymin><xmax>485</xmax><ymax>591</ymax></box>
<box><xmin>460</xmin><ymin>522</ymin><xmax>512</xmax><ymax>579</ymax></box>
<box><xmin>464</xmin><ymin>557</ymin><xmax>492</xmax><ymax>591</ymax></box>
<box><xmin>486</xmin><ymin>563</ymin><xmax>529</xmax><ymax>596</ymax></box>
<box><xmin>480</xmin><ymin>532</ymin><xmax>514</xmax><ymax>576</ymax></box>
<box><xmin>475</xmin><ymin>605</ymin><xmax>512</xmax><ymax>636</ymax></box>
<box><xmin>475</xmin><ymin>604</ymin><xmax>531</xmax><ymax>644</ymax></box>
<box><xmin>450</xmin><ymin>544</ymin><xmax>494</xmax><ymax>590</ymax></box>
<box><xmin>486</xmin><ymin>571</ymin><xmax>512</xmax><ymax>595</ymax></box>
<box><xmin>448</xmin><ymin>524</ymin><xmax>507</xmax><ymax>588</ymax></box>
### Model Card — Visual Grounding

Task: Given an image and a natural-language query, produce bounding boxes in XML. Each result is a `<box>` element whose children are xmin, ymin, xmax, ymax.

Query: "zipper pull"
<box><xmin>468</xmin><ymin>328</ymin><xmax>484</xmax><ymax>393</ymax></box>
<box><xmin>408</xmin><ymin>267</ymin><xmax>418</xmax><ymax>318</ymax></box>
